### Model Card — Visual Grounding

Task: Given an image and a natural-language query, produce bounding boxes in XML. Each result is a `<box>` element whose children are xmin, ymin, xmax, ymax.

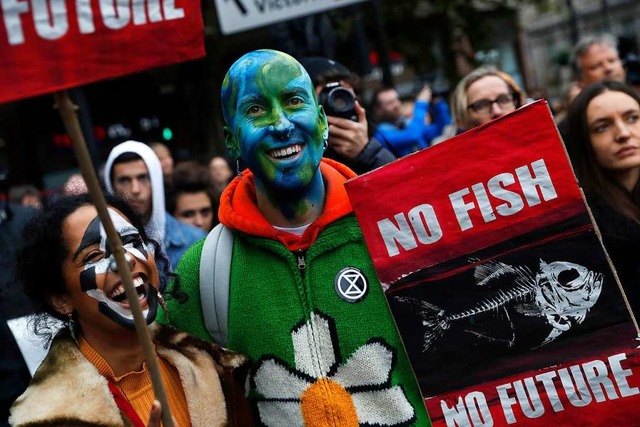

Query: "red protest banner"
<box><xmin>346</xmin><ymin>101</ymin><xmax>585</xmax><ymax>286</ymax></box>
<box><xmin>1</xmin><ymin>0</ymin><xmax>204</xmax><ymax>103</ymax></box>
<box><xmin>345</xmin><ymin>100</ymin><xmax>640</xmax><ymax>426</ymax></box>
<box><xmin>430</xmin><ymin>347</ymin><xmax>640</xmax><ymax>427</ymax></box>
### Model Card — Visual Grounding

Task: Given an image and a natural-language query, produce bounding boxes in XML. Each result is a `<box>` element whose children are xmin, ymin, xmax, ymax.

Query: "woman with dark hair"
<box><xmin>9</xmin><ymin>194</ymin><xmax>250</xmax><ymax>426</ymax></box>
<box><xmin>566</xmin><ymin>80</ymin><xmax>640</xmax><ymax>314</ymax></box>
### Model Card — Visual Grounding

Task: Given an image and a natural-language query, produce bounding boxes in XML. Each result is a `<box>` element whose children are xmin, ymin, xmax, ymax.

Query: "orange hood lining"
<box><xmin>218</xmin><ymin>158</ymin><xmax>356</xmax><ymax>251</ymax></box>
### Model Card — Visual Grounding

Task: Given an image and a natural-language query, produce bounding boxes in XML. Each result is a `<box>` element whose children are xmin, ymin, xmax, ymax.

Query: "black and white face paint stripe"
<box><xmin>78</xmin><ymin>215</ymin><xmax>106</xmax><ymax>292</ymax></box>
<box><xmin>106</xmin><ymin>209</ymin><xmax>150</xmax><ymax>262</ymax></box>
<box><xmin>78</xmin><ymin>209</ymin><xmax>150</xmax><ymax>291</ymax></box>
<box><xmin>78</xmin><ymin>208</ymin><xmax>157</xmax><ymax>329</ymax></box>
<box><xmin>75</xmin><ymin>216</ymin><xmax>102</xmax><ymax>259</ymax></box>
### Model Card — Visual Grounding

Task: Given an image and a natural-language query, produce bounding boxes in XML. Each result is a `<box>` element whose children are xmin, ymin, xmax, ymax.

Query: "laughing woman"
<box><xmin>567</xmin><ymin>80</ymin><xmax>640</xmax><ymax>315</ymax></box>
<box><xmin>9</xmin><ymin>194</ymin><xmax>251</xmax><ymax>426</ymax></box>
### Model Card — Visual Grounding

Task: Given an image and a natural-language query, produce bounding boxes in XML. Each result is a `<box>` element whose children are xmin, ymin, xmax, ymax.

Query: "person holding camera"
<box><xmin>371</xmin><ymin>84</ymin><xmax>451</xmax><ymax>158</ymax></box>
<box><xmin>299</xmin><ymin>56</ymin><xmax>397</xmax><ymax>174</ymax></box>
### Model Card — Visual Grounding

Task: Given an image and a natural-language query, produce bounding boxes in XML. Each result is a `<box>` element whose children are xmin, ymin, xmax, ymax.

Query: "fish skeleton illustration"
<box><xmin>395</xmin><ymin>260</ymin><xmax>603</xmax><ymax>352</ymax></box>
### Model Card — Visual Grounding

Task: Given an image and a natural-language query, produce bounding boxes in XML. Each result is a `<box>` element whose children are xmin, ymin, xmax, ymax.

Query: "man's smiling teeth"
<box><xmin>108</xmin><ymin>276</ymin><xmax>145</xmax><ymax>301</ymax></box>
<box><xmin>269</xmin><ymin>144</ymin><xmax>302</xmax><ymax>159</ymax></box>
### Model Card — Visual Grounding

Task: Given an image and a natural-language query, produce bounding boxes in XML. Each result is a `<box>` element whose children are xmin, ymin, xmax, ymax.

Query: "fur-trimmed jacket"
<box><xmin>9</xmin><ymin>323</ymin><xmax>253</xmax><ymax>426</ymax></box>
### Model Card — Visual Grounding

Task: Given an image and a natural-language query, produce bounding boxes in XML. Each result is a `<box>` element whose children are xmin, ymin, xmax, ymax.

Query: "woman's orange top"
<box><xmin>78</xmin><ymin>336</ymin><xmax>191</xmax><ymax>426</ymax></box>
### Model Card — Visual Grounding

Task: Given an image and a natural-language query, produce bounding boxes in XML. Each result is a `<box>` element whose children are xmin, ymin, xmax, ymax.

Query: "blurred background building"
<box><xmin>2</xmin><ymin>0</ymin><xmax>639</xmax><ymax>194</ymax></box>
<box><xmin>520</xmin><ymin>0</ymin><xmax>640</xmax><ymax>99</ymax></box>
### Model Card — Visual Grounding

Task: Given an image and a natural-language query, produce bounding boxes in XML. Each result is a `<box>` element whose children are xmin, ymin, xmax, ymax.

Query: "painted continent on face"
<box><xmin>222</xmin><ymin>49</ymin><xmax>328</xmax><ymax>195</ymax></box>
<box><xmin>222</xmin><ymin>50</ymin><xmax>307</xmax><ymax>123</ymax></box>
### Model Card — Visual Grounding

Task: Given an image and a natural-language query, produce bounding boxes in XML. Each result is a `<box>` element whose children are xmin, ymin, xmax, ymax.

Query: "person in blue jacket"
<box><xmin>104</xmin><ymin>140</ymin><xmax>205</xmax><ymax>269</ymax></box>
<box><xmin>371</xmin><ymin>85</ymin><xmax>451</xmax><ymax>157</ymax></box>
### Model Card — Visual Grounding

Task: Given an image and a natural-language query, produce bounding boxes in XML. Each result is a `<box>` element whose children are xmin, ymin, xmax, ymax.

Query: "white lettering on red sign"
<box><xmin>1</xmin><ymin>0</ymin><xmax>185</xmax><ymax>45</ymax></box>
<box><xmin>377</xmin><ymin>204</ymin><xmax>443</xmax><ymax>257</ymax></box>
<box><xmin>450</xmin><ymin>159</ymin><xmax>557</xmax><ymax>232</ymax></box>
<box><xmin>441</xmin><ymin>391</ymin><xmax>493</xmax><ymax>427</ymax></box>
<box><xmin>441</xmin><ymin>352</ymin><xmax>640</xmax><ymax>426</ymax></box>
<box><xmin>377</xmin><ymin>158</ymin><xmax>559</xmax><ymax>258</ymax></box>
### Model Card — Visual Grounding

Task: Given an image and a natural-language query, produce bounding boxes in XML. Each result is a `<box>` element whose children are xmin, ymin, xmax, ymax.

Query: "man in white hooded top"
<box><xmin>104</xmin><ymin>140</ymin><xmax>205</xmax><ymax>269</ymax></box>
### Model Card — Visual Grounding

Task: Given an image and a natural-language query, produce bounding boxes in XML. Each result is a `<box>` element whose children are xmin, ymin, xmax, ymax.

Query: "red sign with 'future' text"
<box><xmin>346</xmin><ymin>101</ymin><xmax>640</xmax><ymax>426</ymax></box>
<box><xmin>1</xmin><ymin>0</ymin><xmax>204</xmax><ymax>103</ymax></box>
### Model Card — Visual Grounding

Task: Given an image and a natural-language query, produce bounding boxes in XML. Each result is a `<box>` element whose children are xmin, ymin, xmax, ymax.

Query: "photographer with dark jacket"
<box><xmin>299</xmin><ymin>56</ymin><xmax>396</xmax><ymax>174</ymax></box>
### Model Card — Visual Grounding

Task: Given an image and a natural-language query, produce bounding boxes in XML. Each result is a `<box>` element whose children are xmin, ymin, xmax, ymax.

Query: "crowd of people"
<box><xmin>2</xmin><ymin>31</ymin><xmax>640</xmax><ymax>426</ymax></box>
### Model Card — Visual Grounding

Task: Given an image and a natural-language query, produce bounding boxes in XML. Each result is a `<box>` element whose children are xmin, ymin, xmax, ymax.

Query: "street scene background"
<box><xmin>2</xmin><ymin>0</ymin><xmax>639</xmax><ymax>193</ymax></box>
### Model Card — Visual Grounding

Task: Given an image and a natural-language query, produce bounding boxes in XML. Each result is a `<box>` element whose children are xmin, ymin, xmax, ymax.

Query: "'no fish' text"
<box><xmin>377</xmin><ymin>159</ymin><xmax>557</xmax><ymax>257</ymax></box>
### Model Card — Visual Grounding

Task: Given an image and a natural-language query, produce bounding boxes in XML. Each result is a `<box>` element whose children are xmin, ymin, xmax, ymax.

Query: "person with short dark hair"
<box><xmin>300</xmin><ymin>56</ymin><xmax>397</xmax><ymax>173</ymax></box>
<box><xmin>166</xmin><ymin>161</ymin><xmax>217</xmax><ymax>233</ymax></box>
<box><xmin>104</xmin><ymin>141</ymin><xmax>205</xmax><ymax>268</ymax></box>
<box><xmin>371</xmin><ymin>83</ymin><xmax>451</xmax><ymax>157</ymax></box>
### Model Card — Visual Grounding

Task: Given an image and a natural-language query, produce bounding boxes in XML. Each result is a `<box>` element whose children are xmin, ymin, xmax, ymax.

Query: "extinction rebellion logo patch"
<box><xmin>334</xmin><ymin>267</ymin><xmax>368</xmax><ymax>303</ymax></box>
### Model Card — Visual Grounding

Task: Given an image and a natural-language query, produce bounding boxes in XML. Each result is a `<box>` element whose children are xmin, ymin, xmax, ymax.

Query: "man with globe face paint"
<box><xmin>223</xmin><ymin>49</ymin><xmax>329</xmax><ymax>223</ymax></box>
<box><xmin>160</xmin><ymin>50</ymin><xmax>429</xmax><ymax>426</ymax></box>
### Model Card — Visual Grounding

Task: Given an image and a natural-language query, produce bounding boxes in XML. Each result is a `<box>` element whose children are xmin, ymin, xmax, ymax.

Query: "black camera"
<box><xmin>318</xmin><ymin>82</ymin><xmax>357</xmax><ymax>121</ymax></box>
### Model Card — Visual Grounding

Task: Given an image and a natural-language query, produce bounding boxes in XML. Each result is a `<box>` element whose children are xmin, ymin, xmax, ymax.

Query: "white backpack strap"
<box><xmin>199</xmin><ymin>223</ymin><xmax>233</xmax><ymax>346</ymax></box>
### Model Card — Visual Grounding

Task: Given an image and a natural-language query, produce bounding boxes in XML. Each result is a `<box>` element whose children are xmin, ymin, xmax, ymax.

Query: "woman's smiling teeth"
<box><xmin>269</xmin><ymin>144</ymin><xmax>302</xmax><ymax>159</ymax></box>
<box><xmin>108</xmin><ymin>276</ymin><xmax>145</xmax><ymax>302</ymax></box>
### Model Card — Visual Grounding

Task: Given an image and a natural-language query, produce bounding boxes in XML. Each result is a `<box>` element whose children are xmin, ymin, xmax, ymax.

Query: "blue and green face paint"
<box><xmin>221</xmin><ymin>50</ymin><xmax>329</xmax><ymax>210</ymax></box>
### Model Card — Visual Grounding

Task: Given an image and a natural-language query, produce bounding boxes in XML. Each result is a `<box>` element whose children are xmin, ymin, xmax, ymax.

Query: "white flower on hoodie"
<box><xmin>253</xmin><ymin>312</ymin><xmax>415</xmax><ymax>426</ymax></box>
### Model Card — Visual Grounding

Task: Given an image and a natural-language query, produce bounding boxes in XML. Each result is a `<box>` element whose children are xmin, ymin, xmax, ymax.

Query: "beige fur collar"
<box><xmin>10</xmin><ymin>325</ymin><xmax>244</xmax><ymax>426</ymax></box>
<box><xmin>155</xmin><ymin>329</ymin><xmax>229</xmax><ymax>426</ymax></box>
<box><xmin>10</xmin><ymin>333</ymin><xmax>124</xmax><ymax>426</ymax></box>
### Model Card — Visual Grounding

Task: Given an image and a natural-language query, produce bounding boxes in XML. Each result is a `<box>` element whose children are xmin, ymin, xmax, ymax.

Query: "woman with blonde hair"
<box><xmin>449</xmin><ymin>67</ymin><xmax>525</xmax><ymax>133</ymax></box>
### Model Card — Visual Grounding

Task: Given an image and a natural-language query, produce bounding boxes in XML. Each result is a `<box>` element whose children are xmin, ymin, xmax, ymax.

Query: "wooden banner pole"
<box><xmin>54</xmin><ymin>90</ymin><xmax>174</xmax><ymax>427</ymax></box>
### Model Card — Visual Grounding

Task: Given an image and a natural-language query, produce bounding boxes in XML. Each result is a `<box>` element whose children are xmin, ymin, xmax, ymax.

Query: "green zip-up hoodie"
<box><xmin>160</xmin><ymin>159</ymin><xmax>429</xmax><ymax>426</ymax></box>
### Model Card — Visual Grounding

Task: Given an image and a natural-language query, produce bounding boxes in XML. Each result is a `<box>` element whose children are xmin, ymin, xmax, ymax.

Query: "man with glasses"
<box><xmin>450</xmin><ymin>67</ymin><xmax>525</xmax><ymax>133</ymax></box>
